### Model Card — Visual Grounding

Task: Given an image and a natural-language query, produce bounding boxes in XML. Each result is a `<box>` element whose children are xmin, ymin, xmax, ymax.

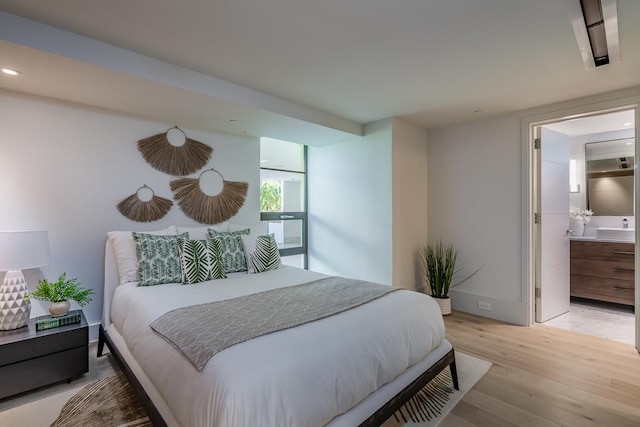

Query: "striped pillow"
<box><xmin>241</xmin><ymin>234</ymin><xmax>282</xmax><ymax>274</ymax></box>
<box><xmin>177</xmin><ymin>239</ymin><xmax>227</xmax><ymax>284</ymax></box>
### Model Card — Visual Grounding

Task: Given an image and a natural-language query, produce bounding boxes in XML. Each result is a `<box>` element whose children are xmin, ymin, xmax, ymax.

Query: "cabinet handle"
<box><xmin>614</xmin><ymin>268</ymin><xmax>634</xmax><ymax>273</ymax></box>
<box><xmin>613</xmin><ymin>251</ymin><xmax>635</xmax><ymax>255</ymax></box>
<box><xmin>613</xmin><ymin>286</ymin><xmax>633</xmax><ymax>291</ymax></box>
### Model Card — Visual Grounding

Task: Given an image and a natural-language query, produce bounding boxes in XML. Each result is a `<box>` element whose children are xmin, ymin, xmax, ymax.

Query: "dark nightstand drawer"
<box><xmin>0</xmin><ymin>346</ymin><xmax>88</xmax><ymax>399</ymax></box>
<box><xmin>0</xmin><ymin>311</ymin><xmax>89</xmax><ymax>400</ymax></box>
<box><xmin>0</xmin><ymin>326</ymin><xmax>87</xmax><ymax>366</ymax></box>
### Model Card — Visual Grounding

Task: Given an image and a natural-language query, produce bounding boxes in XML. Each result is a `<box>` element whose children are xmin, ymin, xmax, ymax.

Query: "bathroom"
<box><xmin>544</xmin><ymin>109</ymin><xmax>635</xmax><ymax>345</ymax></box>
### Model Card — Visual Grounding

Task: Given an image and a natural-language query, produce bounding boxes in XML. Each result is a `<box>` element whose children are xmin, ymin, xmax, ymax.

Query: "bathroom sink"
<box><xmin>596</xmin><ymin>227</ymin><xmax>635</xmax><ymax>241</ymax></box>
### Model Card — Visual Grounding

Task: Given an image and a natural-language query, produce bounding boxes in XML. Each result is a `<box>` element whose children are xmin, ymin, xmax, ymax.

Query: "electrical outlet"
<box><xmin>478</xmin><ymin>301</ymin><xmax>492</xmax><ymax>311</ymax></box>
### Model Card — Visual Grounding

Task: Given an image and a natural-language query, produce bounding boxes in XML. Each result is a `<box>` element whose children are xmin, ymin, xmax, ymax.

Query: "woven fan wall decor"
<box><xmin>117</xmin><ymin>185</ymin><xmax>173</xmax><ymax>222</ymax></box>
<box><xmin>170</xmin><ymin>169</ymin><xmax>248</xmax><ymax>224</ymax></box>
<box><xmin>137</xmin><ymin>126</ymin><xmax>213</xmax><ymax>176</ymax></box>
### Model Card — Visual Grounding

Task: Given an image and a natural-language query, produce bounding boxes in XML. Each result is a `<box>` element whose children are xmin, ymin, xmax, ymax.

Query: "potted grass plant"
<box><xmin>30</xmin><ymin>273</ymin><xmax>94</xmax><ymax>317</ymax></box>
<box><xmin>418</xmin><ymin>241</ymin><xmax>480</xmax><ymax>315</ymax></box>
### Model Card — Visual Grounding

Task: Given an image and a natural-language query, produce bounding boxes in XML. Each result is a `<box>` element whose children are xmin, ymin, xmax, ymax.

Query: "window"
<box><xmin>260</xmin><ymin>138</ymin><xmax>307</xmax><ymax>268</ymax></box>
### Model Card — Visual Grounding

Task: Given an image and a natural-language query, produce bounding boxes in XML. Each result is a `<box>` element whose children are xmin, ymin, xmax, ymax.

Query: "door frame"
<box><xmin>521</xmin><ymin>95</ymin><xmax>640</xmax><ymax>350</ymax></box>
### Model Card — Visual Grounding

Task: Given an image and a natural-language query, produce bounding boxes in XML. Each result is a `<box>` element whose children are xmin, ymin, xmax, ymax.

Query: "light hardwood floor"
<box><xmin>441</xmin><ymin>310</ymin><xmax>640</xmax><ymax>427</ymax></box>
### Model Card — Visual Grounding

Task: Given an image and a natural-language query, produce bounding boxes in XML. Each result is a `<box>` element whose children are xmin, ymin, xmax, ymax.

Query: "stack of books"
<box><xmin>36</xmin><ymin>310</ymin><xmax>82</xmax><ymax>331</ymax></box>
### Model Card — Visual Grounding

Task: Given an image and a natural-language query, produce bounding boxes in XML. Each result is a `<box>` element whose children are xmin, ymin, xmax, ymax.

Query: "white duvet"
<box><xmin>111</xmin><ymin>266</ymin><xmax>445</xmax><ymax>427</ymax></box>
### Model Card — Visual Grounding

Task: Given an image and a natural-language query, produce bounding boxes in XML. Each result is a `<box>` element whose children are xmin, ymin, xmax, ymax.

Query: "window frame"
<box><xmin>260</xmin><ymin>145</ymin><xmax>308</xmax><ymax>269</ymax></box>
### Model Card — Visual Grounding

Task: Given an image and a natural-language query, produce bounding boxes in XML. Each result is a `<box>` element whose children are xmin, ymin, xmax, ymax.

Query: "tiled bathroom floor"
<box><xmin>544</xmin><ymin>299</ymin><xmax>635</xmax><ymax>345</ymax></box>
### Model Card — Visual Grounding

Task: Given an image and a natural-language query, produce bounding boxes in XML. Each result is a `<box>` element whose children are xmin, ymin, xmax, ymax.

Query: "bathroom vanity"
<box><xmin>569</xmin><ymin>135</ymin><xmax>636</xmax><ymax>307</ymax></box>
<box><xmin>570</xmin><ymin>239</ymin><xmax>635</xmax><ymax>306</ymax></box>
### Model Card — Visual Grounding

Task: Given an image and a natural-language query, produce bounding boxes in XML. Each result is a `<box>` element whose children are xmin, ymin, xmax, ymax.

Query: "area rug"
<box><xmin>381</xmin><ymin>352</ymin><xmax>491</xmax><ymax>426</ymax></box>
<box><xmin>43</xmin><ymin>352</ymin><xmax>489</xmax><ymax>427</ymax></box>
<box><xmin>51</xmin><ymin>373</ymin><xmax>150</xmax><ymax>427</ymax></box>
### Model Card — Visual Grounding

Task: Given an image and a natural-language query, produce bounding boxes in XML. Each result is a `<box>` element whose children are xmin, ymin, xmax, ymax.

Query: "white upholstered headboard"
<box><xmin>102</xmin><ymin>238</ymin><xmax>120</xmax><ymax>330</ymax></box>
<box><xmin>101</xmin><ymin>222</ymin><xmax>263</xmax><ymax>329</ymax></box>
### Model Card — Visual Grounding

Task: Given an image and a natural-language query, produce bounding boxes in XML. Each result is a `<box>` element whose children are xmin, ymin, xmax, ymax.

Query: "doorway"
<box><xmin>524</xmin><ymin>101</ymin><xmax>639</xmax><ymax>352</ymax></box>
<box><xmin>538</xmin><ymin>109</ymin><xmax>636</xmax><ymax>344</ymax></box>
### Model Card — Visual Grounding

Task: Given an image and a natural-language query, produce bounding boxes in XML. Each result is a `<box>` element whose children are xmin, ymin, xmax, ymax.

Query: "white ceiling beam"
<box><xmin>0</xmin><ymin>11</ymin><xmax>363</xmax><ymax>139</ymax></box>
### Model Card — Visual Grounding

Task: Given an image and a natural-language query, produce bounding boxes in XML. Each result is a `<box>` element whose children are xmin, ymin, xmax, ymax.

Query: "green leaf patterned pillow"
<box><xmin>133</xmin><ymin>232</ymin><xmax>188</xmax><ymax>286</ymax></box>
<box><xmin>177</xmin><ymin>239</ymin><xmax>226</xmax><ymax>284</ymax></box>
<box><xmin>207</xmin><ymin>228</ymin><xmax>250</xmax><ymax>273</ymax></box>
<box><xmin>241</xmin><ymin>233</ymin><xmax>282</xmax><ymax>274</ymax></box>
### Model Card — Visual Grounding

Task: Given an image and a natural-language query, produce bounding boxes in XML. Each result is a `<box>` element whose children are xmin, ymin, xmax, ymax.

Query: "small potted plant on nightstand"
<box><xmin>30</xmin><ymin>273</ymin><xmax>94</xmax><ymax>317</ymax></box>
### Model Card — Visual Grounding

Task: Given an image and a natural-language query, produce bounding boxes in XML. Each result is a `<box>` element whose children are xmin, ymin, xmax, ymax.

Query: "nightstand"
<box><xmin>0</xmin><ymin>310</ymin><xmax>88</xmax><ymax>400</ymax></box>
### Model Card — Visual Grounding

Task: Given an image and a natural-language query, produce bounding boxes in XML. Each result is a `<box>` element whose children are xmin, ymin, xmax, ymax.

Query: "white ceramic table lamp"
<box><xmin>0</xmin><ymin>231</ymin><xmax>50</xmax><ymax>330</ymax></box>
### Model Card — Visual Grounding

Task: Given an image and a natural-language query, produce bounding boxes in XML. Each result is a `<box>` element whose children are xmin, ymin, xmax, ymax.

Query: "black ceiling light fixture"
<box><xmin>565</xmin><ymin>0</ymin><xmax>620</xmax><ymax>69</ymax></box>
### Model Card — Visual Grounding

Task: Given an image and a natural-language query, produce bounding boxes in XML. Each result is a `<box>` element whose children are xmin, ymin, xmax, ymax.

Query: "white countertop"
<box><xmin>570</xmin><ymin>235</ymin><xmax>635</xmax><ymax>244</ymax></box>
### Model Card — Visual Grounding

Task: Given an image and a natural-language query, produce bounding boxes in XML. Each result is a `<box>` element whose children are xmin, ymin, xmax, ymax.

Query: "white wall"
<box><xmin>308</xmin><ymin>119</ymin><xmax>393</xmax><ymax>285</ymax></box>
<box><xmin>0</xmin><ymin>89</ymin><xmax>260</xmax><ymax>339</ymax></box>
<box><xmin>427</xmin><ymin>86</ymin><xmax>640</xmax><ymax>325</ymax></box>
<box><xmin>391</xmin><ymin>118</ymin><xmax>428</xmax><ymax>290</ymax></box>
<box><xmin>307</xmin><ymin>118</ymin><xmax>428</xmax><ymax>290</ymax></box>
<box><xmin>428</xmin><ymin>114</ymin><xmax>524</xmax><ymax>323</ymax></box>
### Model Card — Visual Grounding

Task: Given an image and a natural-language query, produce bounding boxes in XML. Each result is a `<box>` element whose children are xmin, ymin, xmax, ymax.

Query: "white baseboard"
<box><xmin>449</xmin><ymin>289</ymin><xmax>527</xmax><ymax>326</ymax></box>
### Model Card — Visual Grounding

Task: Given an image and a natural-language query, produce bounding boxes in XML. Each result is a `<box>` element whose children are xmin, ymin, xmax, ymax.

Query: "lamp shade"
<box><xmin>0</xmin><ymin>231</ymin><xmax>50</xmax><ymax>271</ymax></box>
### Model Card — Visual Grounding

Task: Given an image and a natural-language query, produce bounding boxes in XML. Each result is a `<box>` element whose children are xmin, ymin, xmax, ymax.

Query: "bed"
<box><xmin>98</xmin><ymin>227</ymin><xmax>458</xmax><ymax>427</ymax></box>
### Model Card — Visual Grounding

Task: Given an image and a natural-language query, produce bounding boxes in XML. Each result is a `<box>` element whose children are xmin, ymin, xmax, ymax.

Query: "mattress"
<box><xmin>110</xmin><ymin>266</ymin><xmax>446</xmax><ymax>427</ymax></box>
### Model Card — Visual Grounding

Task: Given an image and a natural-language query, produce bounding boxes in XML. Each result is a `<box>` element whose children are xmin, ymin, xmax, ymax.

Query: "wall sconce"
<box><xmin>570</xmin><ymin>159</ymin><xmax>580</xmax><ymax>193</ymax></box>
<box><xmin>0</xmin><ymin>231</ymin><xmax>51</xmax><ymax>330</ymax></box>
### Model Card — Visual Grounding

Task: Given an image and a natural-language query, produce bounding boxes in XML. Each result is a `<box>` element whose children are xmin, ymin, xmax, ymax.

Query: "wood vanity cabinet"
<box><xmin>570</xmin><ymin>240</ymin><xmax>635</xmax><ymax>306</ymax></box>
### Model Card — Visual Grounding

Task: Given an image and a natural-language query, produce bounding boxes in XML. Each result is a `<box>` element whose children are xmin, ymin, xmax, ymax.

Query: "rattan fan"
<box><xmin>170</xmin><ymin>169</ymin><xmax>248</xmax><ymax>224</ymax></box>
<box><xmin>117</xmin><ymin>185</ymin><xmax>173</xmax><ymax>222</ymax></box>
<box><xmin>137</xmin><ymin>126</ymin><xmax>213</xmax><ymax>176</ymax></box>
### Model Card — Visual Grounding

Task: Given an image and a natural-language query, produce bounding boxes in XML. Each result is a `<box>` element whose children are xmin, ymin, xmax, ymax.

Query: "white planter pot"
<box><xmin>433</xmin><ymin>296</ymin><xmax>452</xmax><ymax>316</ymax></box>
<box><xmin>49</xmin><ymin>300</ymin><xmax>71</xmax><ymax>317</ymax></box>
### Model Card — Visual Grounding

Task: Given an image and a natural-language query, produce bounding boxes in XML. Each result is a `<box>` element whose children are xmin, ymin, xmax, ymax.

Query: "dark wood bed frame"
<box><xmin>98</xmin><ymin>324</ymin><xmax>458</xmax><ymax>427</ymax></box>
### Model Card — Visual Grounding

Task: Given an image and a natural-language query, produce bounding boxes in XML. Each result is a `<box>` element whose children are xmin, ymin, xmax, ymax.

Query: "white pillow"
<box><xmin>107</xmin><ymin>225</ymin><xmax>177</xmax><ymax>286</ymax></box>
<box><xmin>229</xmin><ymin>222</ymin><xmax>268</xmax><ymax>236</ymax></box>
<box><xmin>176</xmin><ymin>222</ymin><xmax>229</xmax><ymax>240</ymax></box>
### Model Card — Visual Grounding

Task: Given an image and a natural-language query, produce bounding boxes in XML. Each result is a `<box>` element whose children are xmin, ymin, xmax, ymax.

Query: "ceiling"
<box><xmin>1</xmin><ymin>1</ymin><xmax>639</xmax><ymax>145</ymax></box>
<box><xmin>545</xmin><ymin>108</ymin><xmax>635</xmax><ymax>136</ymax></box>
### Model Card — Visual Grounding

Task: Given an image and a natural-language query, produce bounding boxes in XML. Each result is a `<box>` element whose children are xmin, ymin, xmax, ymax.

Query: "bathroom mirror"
<box><xmin>585</xmin><ymin>137</ymin><xmax>635</xmax><ymax>215</ymax></box>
